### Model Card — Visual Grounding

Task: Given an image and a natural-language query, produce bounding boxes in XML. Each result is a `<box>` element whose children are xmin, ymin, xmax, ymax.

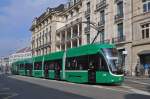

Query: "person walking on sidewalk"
<box><xmin>135</xmin><ymin>61</ymin><xmax>140</xmax><ymax>76</ymax></box>
<box><xmin>148</xmin><ymin>65</ymin><xmax>150</xmax><ymax>77</ymax></box>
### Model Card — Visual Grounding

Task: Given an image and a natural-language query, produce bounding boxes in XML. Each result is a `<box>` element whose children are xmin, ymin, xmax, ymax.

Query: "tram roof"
<box><xmin>32</xmin><ymin>55</ymin><xmax>43</xmax><ymax>62</ymax></box>
<box><xmin>66</xmin><ymin>43</ymin><xmax>115</xmax><ymax>58</ymax></box>
<box><xmin>32</xmin><ymin>51</ymin><xmax>64</xmax><ymax>62</ymax></box>
<box><xmin>30</xmin><ymin>43</ymin><xmax>115</xmax><ymax>61</ymax></box>
<box><xmin>13</xmin><ymin>58</ymin><xmax>32</xmax><ymax>64</ymax></box>
<box><xmin>44</xmin><ymin>51</ymin><xmax>64</xmax><ymax>61</ymax></box>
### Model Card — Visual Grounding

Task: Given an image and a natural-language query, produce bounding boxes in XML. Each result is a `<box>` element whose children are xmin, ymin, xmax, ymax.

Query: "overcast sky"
<box><xmin>0</xmin><ymin>0</ymin><xmax>67</xmax><ymax>57</ymax></box>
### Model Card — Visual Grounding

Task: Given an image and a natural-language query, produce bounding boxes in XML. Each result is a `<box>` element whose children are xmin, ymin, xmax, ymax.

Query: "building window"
<box><xmin>45</xmin><ymin>33</ymin><xmax>48</xmax><ymax>43</ymax></box>
<box><xmin>118</xmin><ymin>23</ymin><xmax>124</xmax><ymax>38</ymax></box>
<box><xmin>117</xmin><ymin>2</ymin><xmax>123</xmax><ymax>16</ymax></box>
<box><xmin>100</xmin><ymin>10</ymin><xmax>105</xmax><ymax>23</ymax></box>
<box><xmin>65</xmin><ymin>15</ymin><xmax>68</xmax><ymax>20</ymax></box>
<box><xmin>87</xmin><ymin>17</ymin><xmax>90</xmax><ymax>30</ymax></box>
<box><xmin>87</xmin><ymin>34</ymin><xmax>90</xmax><ymax>44</ymax></box>
<box><xmin>143</xmin><ymin>0</ymin><xmax>150</xmax><ymax>12</ymax></box>
<box><xmin>100</xmin><ymin>29</ymin><xmax>104</xmax><ymax>42</ymax></box>
<box><xmin>87</xmin><ymin>2</ymin><xmax>90</xmax><ymax>12</ymax></box>
<box><xmin>141</xmin><ymin>23</ymin><xmax>150</xmax><ymax>39</ymax></box>
<box><xmin>70</xmin><ymin>11</ymin><xmax>73</xmax><ymax>17</ymax></box>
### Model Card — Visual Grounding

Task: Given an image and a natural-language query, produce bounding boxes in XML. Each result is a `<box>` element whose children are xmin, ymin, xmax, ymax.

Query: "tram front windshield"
<box><xmin>102</xmin><ymin>48</ymin><xmax>123</xmax><ymax>74</ymax></box>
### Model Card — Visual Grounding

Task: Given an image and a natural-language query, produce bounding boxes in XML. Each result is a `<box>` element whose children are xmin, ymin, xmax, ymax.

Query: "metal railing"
<box><xmin>84</xmin><ymin>27</ymin><xmax>90</xmax><ymax>33</ymax></box>
<box><xmin>114</xmin><ymin>14</ymin><xmax>124</xmax><ymax>22</ymax></box>
<box><xmin>112</xmin><ymin>35</ymin><xmax>126</xmax><ymax>43</ymax></box>
<box><xmin>100</xmin><ymin>39</ymin><xmax>110</xmax><ymax>44</ymax></box>
<box><xmin>98</xmin><ymin>20</ymin><xmax>105</xmax><ymax>27</ymax></box>
<box><xmin>96</xmin><ymin>0</ymin><xmax>106</xmax><ymax>11</ymax></box>
<box><xmin>114</xmin><ymin>0</ymin><xmax>123</xmax><ymax>3</ymax></box>
<box><xmin>84</xmin><ymin>10</ymin><xmax>90</xmax><ymax>18</ymax></box>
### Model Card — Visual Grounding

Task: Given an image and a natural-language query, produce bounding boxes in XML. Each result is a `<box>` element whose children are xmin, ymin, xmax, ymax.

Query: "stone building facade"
<box><xmin>0</xmin><ymin>57</ymin><xmax>10</xmax><ymax>73</ymax></box>
<box><xmin>30</xmin><ymin>4</ymin><xmax>65</xmax><ymax>56</ymax></box>
<box><xmin>132</xmin><ymin>0</ymin><xmax>150</xmax><ymax>75</ymax></box>
<box><xmin>79</xmin><ymin>0</ymin><xmax>133</xmax><ymax>74</ymax></box>
<box><xmin>30</xmin><ymin>0</ymin><xmax>150</xmax><ymax>75</ymax></box>
<box><xmin>55</xmin><ymin>0</ymin><xmax>83</xmax><ymax>51</ymax></box>
<box><xmin>9</xmin><ymin>47</ymin><xmax>32</xmax><ymax>66</ymax></box>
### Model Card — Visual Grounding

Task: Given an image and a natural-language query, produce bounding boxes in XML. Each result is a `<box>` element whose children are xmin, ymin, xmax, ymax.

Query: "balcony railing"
<box><xmin>43</xmin><ymin>42</ymin><xmax>51</xmax><ymax>47</ymax></box>
<box><xmin>67</xmin><ymin>36</ymin><xmax>71</xmax><ymax>40</ymax></box>
<box><xmin>85</xmin><ymin>10</ymin><xmax>90</xmax><ymax>18</ymax></box>
<box><xmin>56</xmin><ymin>40</ymin><xmax>61</xmax><ymax>45</ymax></box>
<box><xmin>74</xmin><ymin>0</ymin><xmax>81</xmax><ymax>4</ymax></box>
<box><xmin>114</xmin><ymin>0</ymin><xmax>123</xmax><ymax>3</ymax></box>
<box><xmin>114</xmin><ymin>14</ymin><xmax>124</xmax><ymax>23</ymax></box>
<box><xmin>72</xmin><ymin>33</ymin><xmax>78</xmax><ymax>38</ymax></box>
<box><xmin>100</xmin><ymin>39</ymin><xmax>110</xmax><ymax>44</ymax></box>
<box><xmin>112</xmin><ymin>35</ymin><xmax>126</xmax><ymax>44</ymax></box>
<box><xmin>68</xmin><ymin>0</ymin><xmax>81</xmax><ymax>8</ymax></box>
<box><xmin>84</xmin><ymin>27</ymin><xmax>90</xmax><ymax>34</ymax></box>
<box><xmin>61</xmin><ymin>38</ymin><xmax>66</xmax><ymax>42</ymax></box>
<box><xmin>98</xmin><ymin>20</ymin><xmax>105</xmax><ymax>27</ymax></box>
<box><xmin>96</xmin><ymin>0</ymin><xmax>106</xmax><ymax>11</ymax></box>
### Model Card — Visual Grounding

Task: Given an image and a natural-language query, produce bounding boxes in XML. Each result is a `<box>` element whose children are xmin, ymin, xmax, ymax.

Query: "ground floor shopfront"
<box><xmin>116</xmin><ymin>41</ymin><xmax>150</xmax><ymax>77</ymax></box>
<box><xmin>132</xmin><ymin>42</ymin><xmax>150</xmax><ymax>76</ymax></box>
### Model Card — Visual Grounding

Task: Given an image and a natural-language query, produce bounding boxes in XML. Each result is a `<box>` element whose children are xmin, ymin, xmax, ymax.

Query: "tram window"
<box><xmin>66</xmin><ymin>61</ymin><xmax>70</xmax><ymax>70</ymax></box>
<box><xmin>53</xmin><ymin>60</ymin><xmax>62</xmax><ymax>70</ymax></box>
<box><xmin>77</xmin><ymin>55</ymin><xmax>89</xmax><ymax>70</ymax></box>
<box><xmin>26</xmin><ymin>63</ymin><xmax>33</xmax><ymax>70</ymax></box>
<box><xmin>89</xmin><ymin>54</ymin><xmax>100</xmax><ymax>70</ymax></box>
<box><xmin>17</xmin><ymin>64</ymin><xmax>20</xmax><ymax>69</ymax></box>
<box><xmin>66</xmin><ymin>55</ymin><xmax>89</xmax><ymax>70</ymax></box>
<box><xmin>66</xmin><ymin>58</ymin><xmax>72</xmax><ymax>70</ymax></box>
<box><xmin>99</xmin><ymin>55</ymin><xmax>108</xmax><ymax>71</ymax></box>
<box><xmin>34</xmin><ymin>62</ymin><xmax>42</xmax><ymax>70</ymax></box>
<box><xmin>67</xmin><ymin>58</ymin><xmax>78</xmax><ymax>70</ymax></box>
<box><xmin>44</xmin><ymin>60</ymin><xmax>62</xmax><ymax>70</ymax></box>
<box><xmin>44</xmin><ymin>61</ymin><xmax>53</xmax><ymax>70</ymax></box>
<box><xmin>20</xmin><ymin>64</ymin><xmax>25</xmax><ymax>70</ymax></box>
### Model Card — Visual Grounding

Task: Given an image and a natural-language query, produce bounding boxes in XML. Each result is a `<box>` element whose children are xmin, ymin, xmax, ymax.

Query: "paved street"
<box><xmin>0</xmin><ymin>74</ymin><xmax>150</xmax><ymax>99</ymax></box>
<box><xmin>124</xmin><ymin>77</ymin><xmax>150</xmax><ymax>93</ymax></box>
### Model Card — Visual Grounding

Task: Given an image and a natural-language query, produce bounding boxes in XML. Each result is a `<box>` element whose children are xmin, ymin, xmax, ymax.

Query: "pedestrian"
<box><xmin>140</xmin><ymin>64</ymin><xmax>145</xmax><ymax>76</ymax></box>
<box><xmin>148</xmin><ymin>65</ymin><xmax>150</xmax><ymax>78</ymax></box>
<box><xmin>135</xmin><ymin>60</ymin><xmax>140</xmax><ymax>76</ymax></box>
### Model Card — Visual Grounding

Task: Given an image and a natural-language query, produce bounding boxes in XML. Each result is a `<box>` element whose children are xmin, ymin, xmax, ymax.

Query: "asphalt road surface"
<box><xmin>0</xmin><ymin>74</ymin><xmax>150</xmax><ymax>99</ymax></box>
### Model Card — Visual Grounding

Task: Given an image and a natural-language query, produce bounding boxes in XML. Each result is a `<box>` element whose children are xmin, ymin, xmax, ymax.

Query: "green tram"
<box><xmin>12</xmin><ymin>43</ymin><xmax>124</xmax><ymax>84</ymax></box>
<box><xmin>12</xmin><ymin>58</ymin><xmax>33</xmax><ymax>76</ymax></box>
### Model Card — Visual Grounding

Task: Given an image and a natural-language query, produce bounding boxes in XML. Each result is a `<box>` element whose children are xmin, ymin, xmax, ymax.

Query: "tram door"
<box><xmin>25</xmin><ymin>64</ymin><xmax>28</xmax><ymax>76</ymax></box>
<box><xmin>29</xmin><ymin>64</ymin><xmax>32</xmax><ymax>77</ymax></box>
<box><xmin>54</xmin><ymin>63</ymin><xmax>61</xmax><ymax>80</ymax></box>
<box><xmin>44</xmin><ymin>65</ymin><xmax>49</xmax><ymax>79</ymax></box>
<box><xmin>88</xmin><ymin>55</ymin><xmax>97</xmax><ymax>83</ymax></box>
<box><xmin>88</xmin><ymin>67</ymin><xmax>96</xmax><ymax>83</ymax></box>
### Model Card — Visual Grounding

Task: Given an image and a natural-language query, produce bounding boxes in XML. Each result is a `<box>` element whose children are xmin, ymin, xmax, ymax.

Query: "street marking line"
<box><xmin>125</xmin><ymin>77</ymin><xmax>150</xmax><ymax>80</ymax></box>
<box><xmin>126</xmin><ymin>80</ymin><xmax>150</xmax><ymax>86</ymax></box>
<box><xmin>12</xmin><ymin>75</ymin><xmax>132</xmax><ymax>94</ymax></box>
<box><xmin>10</xmin><ymin>75</ymin><xmax>80</xmax><ymax>86</ymax></box>
<box><xmin>92</xmin><ymin>85</ymin><xmax>132</xmax><ymax>93</ymax></box>
<box><xmin>0</xmin><ymin>92</ymin><xmax>18</xmax><ymax>99</ymax></box>
<box><xmin>122</xmin><ymin>85</ymin><xmax>150</xmax><ymax>96</ymax></box>
<box><xmin>10</xmin><ymin>75</ymin><xmax>132</xmax><ymax>93</ymax></box>
<box><xmin>2</xmin><ymin>88</ymin><xmax>10</xmax><ymax>90</ymax></box>
<box><xmin>4</xmin><ymin>93</ymin><xmax>19</xmax><ymax>99</ymax></box>
<box><xmin>11</xmin><ymin>75</ymin><xmax>150</xmax><ymax>95</ymax></box>
<box><xmin>130</xmin><ymin>89</ymin><xmax>150</xmax><ymax>96</ymax></box>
